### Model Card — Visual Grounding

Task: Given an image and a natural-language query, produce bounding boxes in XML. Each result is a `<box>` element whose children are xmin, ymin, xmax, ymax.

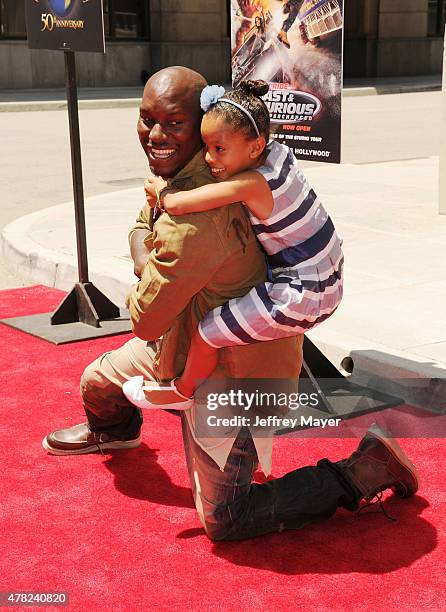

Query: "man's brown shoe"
<box><xmin>277</xmin><ymin>30</ymin><xmax>291</xmax><ymax>48</ymax></box>
<box><xmin>42</xmin><ymin>422</ymin><xmax>141</xmax><ymax>456</ymax></box>
<box><xmin>339</xmin><ymin>423</ymin><xmax>419</xmax><ymax>502</ymax></box>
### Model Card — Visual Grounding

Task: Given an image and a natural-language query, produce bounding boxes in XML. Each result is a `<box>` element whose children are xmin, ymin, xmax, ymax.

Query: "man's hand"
<box><xmin>144</xmin><ymin>176</ymin><xmax>168</xmax><ymax>208</ymax></box>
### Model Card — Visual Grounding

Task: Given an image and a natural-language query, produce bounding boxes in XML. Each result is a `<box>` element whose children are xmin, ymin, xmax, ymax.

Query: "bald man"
<box><xmin>43</xmin><ymin>67</ymin><xmax>418</xmax><ymax>541</ymax></box>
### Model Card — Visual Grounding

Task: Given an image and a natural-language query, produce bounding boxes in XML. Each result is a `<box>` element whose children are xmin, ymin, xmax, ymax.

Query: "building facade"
<box><xmin>0</xmin><ymin>0</ymin><xmax>444</xmax><ymax>89</ymax></box>
<box><xmin>344</xmin><ymin>0</ymin><xmax>446</xmax><ymax>77</ymax></box>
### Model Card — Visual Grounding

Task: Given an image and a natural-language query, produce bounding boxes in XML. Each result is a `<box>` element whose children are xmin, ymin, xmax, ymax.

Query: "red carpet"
<box><xmin>0</xmin><ymin>285</ymin><xmax>444</xmax><ymax>611</ymax></box>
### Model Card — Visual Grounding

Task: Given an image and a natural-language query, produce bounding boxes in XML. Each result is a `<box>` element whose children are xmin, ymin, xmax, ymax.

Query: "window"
<box><xmin>428</xmin><ymin>0</ymin><xmax>446</xmax><ymax>36</ymax></box>
<box><xmin>0</xmin><ymin>0</ymin><xmax>27</xmax><ymax>39</ymax></box>
<box><xmin>104</xmin><ymin>0</ymin><xmax>149</xmax><ymax>40</ymax></box>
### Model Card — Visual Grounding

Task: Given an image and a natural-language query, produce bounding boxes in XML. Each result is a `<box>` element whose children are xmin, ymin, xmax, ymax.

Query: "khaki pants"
<box><xmin>80</xmin><ymin>336</ymin><xmax>158</xmax><ymax>439</ymax></box>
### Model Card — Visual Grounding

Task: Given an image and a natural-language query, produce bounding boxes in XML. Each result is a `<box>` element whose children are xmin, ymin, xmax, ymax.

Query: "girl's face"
<box><xmin>201</xmin><ymin>114</ymin><xmax>264</xmax><ymax>181</ymax></box>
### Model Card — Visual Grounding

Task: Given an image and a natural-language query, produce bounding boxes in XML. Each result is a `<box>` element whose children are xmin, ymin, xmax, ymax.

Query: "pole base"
<box><xmin>51</xmin><ymin>282</ymin><xmax>120</xmax><ymax>327</ymax></box>
<box><xmin>0</xmin><ymin>311</ymin><xmax>131</xmax><ymax>345</ymax></box>
<box><xmin>0</xmin><ymin>283</ymin><xmax>131</xmax><ymax>344</ymax></box>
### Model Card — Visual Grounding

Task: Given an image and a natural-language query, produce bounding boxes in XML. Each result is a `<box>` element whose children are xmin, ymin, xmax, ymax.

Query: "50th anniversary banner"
<box><xmin>26</xmin><ymin>0</ymin><xmax>105</xmax><ymax>53</ymax></box>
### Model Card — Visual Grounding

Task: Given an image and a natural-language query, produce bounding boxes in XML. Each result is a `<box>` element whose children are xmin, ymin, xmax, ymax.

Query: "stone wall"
<box><xmin>379</xmin><ymin>0</ymin><xmax>428</xmax><ymax>38</ymax></box>
<box><xmin>344</xmin><ymin>0</ymin><xmax>443</xmax><ymax>77</ymax></box>
<box><xmin>0</xmin><ymin>41</ymin><xmax>152</xmax><ymax>89</ymax></box>
<box><xmin>0</xmin><ymin>0</ymin><xmax>231</xmax><ymax>89</ymax></box>
<box><xmin>149</xmin><ymin>0</ymin><xmax>230</xmax><ymax>83</ymax></box>
<box><xmin>0</xmin><ymin>0</ymin><xmax>443</xmax><ymax>87</ymax></box>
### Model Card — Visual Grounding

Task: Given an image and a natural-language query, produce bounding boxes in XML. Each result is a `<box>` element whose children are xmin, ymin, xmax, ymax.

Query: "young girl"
<box><xmin>122</xmin><ymin>80</ymin><xmax>343</xmax><ymax>411</ymax></box>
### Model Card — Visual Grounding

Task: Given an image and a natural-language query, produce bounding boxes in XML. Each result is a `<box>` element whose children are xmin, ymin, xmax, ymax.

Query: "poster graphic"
<box><xmin>230</xmin><ymin>0</ymin><xmax>344</xmax><ymax>164</ymax></box>
<box><xmin>26</xmin><ymin>0</ymin><xmax>105</xmax><ymax>53</ymax></box>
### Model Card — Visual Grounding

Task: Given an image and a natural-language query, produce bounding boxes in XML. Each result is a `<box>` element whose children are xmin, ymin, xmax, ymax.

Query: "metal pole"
<box><xmin>440</xmin><ymin>30</ymin><xmax>446</xmax><ymax>215</ymax></box>
<box><xmin>64</xmin><ymin>50</ymin><xmax>90</xmax><ymax>282</ymax></box>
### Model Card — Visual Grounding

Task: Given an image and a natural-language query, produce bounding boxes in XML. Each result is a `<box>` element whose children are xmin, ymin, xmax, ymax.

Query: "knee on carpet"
<box><xmin>202</xmin><ymin>520</ymin><xmax>230</xmax><ymax>542</ymax></box>
<box><xmin>199</xmin><ymin>505</ymin><xmax>238</xmax><ymax>542</ymax></box>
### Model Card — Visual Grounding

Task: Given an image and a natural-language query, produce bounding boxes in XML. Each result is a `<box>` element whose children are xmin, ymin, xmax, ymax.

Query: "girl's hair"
<box><xmin>208</xmin><ymin>80</ymin><xmax>270</xmax><ymax>141</ymax></box>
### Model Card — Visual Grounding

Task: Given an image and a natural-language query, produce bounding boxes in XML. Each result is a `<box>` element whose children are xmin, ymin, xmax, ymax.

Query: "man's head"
<box><xmin>138</xmin><ymin>66</ymin><xmax>207</xmax><ymax>178</ymax></box>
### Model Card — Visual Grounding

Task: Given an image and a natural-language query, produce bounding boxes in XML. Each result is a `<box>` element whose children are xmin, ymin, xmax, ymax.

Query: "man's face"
<box><xmin>137</xmin><ymin>79</ymin><xmax>203</xmax><ymax>178</ymax></box>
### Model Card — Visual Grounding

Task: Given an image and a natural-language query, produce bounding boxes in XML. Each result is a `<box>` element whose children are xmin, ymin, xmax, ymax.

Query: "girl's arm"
<box><xmin>146</xmin><ymin>171</ymin><xmax>274</xmax><ymax>220</ymax></box>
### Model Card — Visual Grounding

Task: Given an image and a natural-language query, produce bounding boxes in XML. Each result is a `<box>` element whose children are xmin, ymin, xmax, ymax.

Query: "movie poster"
<box><xmin>230</xmin><ymin>0</ymin><xmax>344</xmax><ymax>164</ymax></box>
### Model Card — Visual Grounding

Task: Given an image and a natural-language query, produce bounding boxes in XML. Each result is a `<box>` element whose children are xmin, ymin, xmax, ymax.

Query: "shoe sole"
<box><xmin>366</xmin><ymin>423</ymin><xmax>420</xmax><ymax>496</ymax></box>
<box><xmin>42</xmin><ymin>434</ymin><xmax>141</xmax><ymax>456</ymax></box>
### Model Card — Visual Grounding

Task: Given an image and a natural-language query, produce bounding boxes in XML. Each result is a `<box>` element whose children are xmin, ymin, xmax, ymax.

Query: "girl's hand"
<box><xmin>144</xmin><ymin>176</ymin><xmax>168</xmax><ymax>208</ymax></box>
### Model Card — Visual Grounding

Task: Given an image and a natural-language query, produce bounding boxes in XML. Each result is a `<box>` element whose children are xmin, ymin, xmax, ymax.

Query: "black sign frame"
<box><xmin>26</xmin><ymin>0</ymin><xmax>105</xmax><ymax>54</ymax></box>
<box><xmin>11</xmin><ymin>1</ymin><xmax>129</xmax><ymax>341</ymax></box>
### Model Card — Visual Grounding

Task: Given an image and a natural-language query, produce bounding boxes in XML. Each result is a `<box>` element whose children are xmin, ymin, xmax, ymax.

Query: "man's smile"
<box><xmin>148</xmin><ymin>146</ymin><xmax>177</xmax><ymax>161</ymax></box>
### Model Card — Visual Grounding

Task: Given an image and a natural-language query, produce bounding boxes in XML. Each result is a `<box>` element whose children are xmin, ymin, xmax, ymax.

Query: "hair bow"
<box><xmin>200</xmin><ymin>85</ymin><xmax>226</xmax><ymax>112</ymax></box>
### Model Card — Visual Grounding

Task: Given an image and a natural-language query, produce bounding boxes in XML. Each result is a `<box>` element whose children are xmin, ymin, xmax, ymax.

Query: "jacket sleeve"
<box><xmin>128</xmin><ymin>204</ymin><xmax>152</xmax><ymax>244</ymax></box>
<box><xmin>127</xmin><ymin>212</ymin><xmax>227</xmax><ymax>341</ymax></box>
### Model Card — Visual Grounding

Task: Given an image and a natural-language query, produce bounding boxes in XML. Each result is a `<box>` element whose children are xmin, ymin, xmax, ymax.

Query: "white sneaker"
<box><xmin>122</xmin><ymin>376</ymin><xmax>194</xmax><ymax>411</ymax></box>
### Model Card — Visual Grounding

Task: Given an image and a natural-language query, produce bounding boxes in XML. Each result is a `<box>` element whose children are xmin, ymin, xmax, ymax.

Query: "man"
<box><xmin>43</xmin><ymin>67</ymin><xmax>418</xmax><ymax>541</ymax></box>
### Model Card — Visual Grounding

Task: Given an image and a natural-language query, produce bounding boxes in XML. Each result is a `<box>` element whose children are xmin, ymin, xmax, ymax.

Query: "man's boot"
<box><xmin>338</xmin><ymin>423</ymin><xmax>419</xmax><ymax>503</ymax></box>
<box><xmin>277</xmin><ymin>30</ymin><xmax>291</xmax><ymax>48</ymax></box>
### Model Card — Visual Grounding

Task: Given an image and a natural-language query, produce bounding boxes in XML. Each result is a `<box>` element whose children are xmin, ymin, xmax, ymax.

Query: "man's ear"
<box><xmin>249</xmin><ymin>136</ymin><xmax>267</xmax><ymax>159</ymax></box>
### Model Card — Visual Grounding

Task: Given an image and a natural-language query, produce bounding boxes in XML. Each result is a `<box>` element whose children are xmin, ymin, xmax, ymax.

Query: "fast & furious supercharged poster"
<box><xmin>231</xmin><ymin>0</ymin><xmax>344</xmax><ymax>163</ymax></box>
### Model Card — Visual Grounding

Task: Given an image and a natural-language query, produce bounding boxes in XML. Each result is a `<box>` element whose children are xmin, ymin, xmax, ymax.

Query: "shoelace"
<box><xmin>91</xmin><ymin>431</ymin><xmax>106</xmax><ymax>456</ymax></box>
<box><xmin>356</xmin><ymin>491</ymin><xmax>396</xmax><ymax>522</ymax></box>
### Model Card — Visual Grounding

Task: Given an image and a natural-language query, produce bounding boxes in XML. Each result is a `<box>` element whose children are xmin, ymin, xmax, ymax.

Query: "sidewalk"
<box><xmin>0</xmin><ymin>74</ymin><xmax>441</xmax><ymax>112</ymax></box>
<box><xmin>2</xmin><ymin>154</ymin><xmax>445</xmax><ymax>408</ymax></box>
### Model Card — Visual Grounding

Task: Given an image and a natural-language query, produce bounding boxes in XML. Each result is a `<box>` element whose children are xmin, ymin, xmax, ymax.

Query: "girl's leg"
<box><xmin>175</xmin><ymin>331</ymin><xmax>219</xmax><ymax>399</ymax></box>
<box><xmin>122</xmin><ymin>331</ymin><xmax>219</xmax><ymax>410</ymax></box>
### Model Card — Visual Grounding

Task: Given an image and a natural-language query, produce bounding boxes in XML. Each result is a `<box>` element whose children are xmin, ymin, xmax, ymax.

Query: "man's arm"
<box><xmin>128</xmin><ymin>205</ymin><xmax>154</xmax><ymax>278</ymax></box>
<box><xmin>127</xmin><ymin>212</ymin><xmax>227</xmax><ymax>341</ymax></box>
<box><xmin>129</xmin><ymin>229</ymin><xmax>152</xmax><ymax>278</ymax></box>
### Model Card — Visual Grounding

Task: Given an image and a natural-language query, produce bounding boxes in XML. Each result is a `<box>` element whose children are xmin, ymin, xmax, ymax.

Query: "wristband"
<box><xmin>156</xmin><ymin>186</ymin><xmax>176</xmax><ymax>212</ymax></box>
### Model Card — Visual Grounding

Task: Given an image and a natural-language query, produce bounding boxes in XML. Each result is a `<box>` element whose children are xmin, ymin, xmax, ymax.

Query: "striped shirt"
<box><xmin>199</xmin><ymin>140</ymin><xmax>343</xmax><ymax>348</ymax></box>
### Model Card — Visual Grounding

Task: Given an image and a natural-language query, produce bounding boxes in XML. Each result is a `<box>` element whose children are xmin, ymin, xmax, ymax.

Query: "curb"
<box><xmin>0</xmin><ymin>201</ymin><xmax>134</xmax><ymax>309</ymax></box>
<box><xmin>343</xmin><ymin>83</ymin><xmax>442</xmax><ymax>97</ymax></box>
<box><xmin>307</xmin><ymin>327</ymin><xmax>446</xmax><ymax>412</ymax></box>
<box><xmin>0</xmin><ymin>98</ymin><xmax>140</xmax><ymax>113</ymax></box>
<box><xmin>0</xmin><ymin>83</ymin><xmax>441</xmax><ymax>112</ymax></box>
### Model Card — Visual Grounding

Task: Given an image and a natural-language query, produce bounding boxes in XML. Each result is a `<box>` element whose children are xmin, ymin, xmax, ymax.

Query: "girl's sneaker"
<box><xmin>122</xmin><ymin>376</ymin><xmax>194</xmax><ymax>410</ymax></box>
